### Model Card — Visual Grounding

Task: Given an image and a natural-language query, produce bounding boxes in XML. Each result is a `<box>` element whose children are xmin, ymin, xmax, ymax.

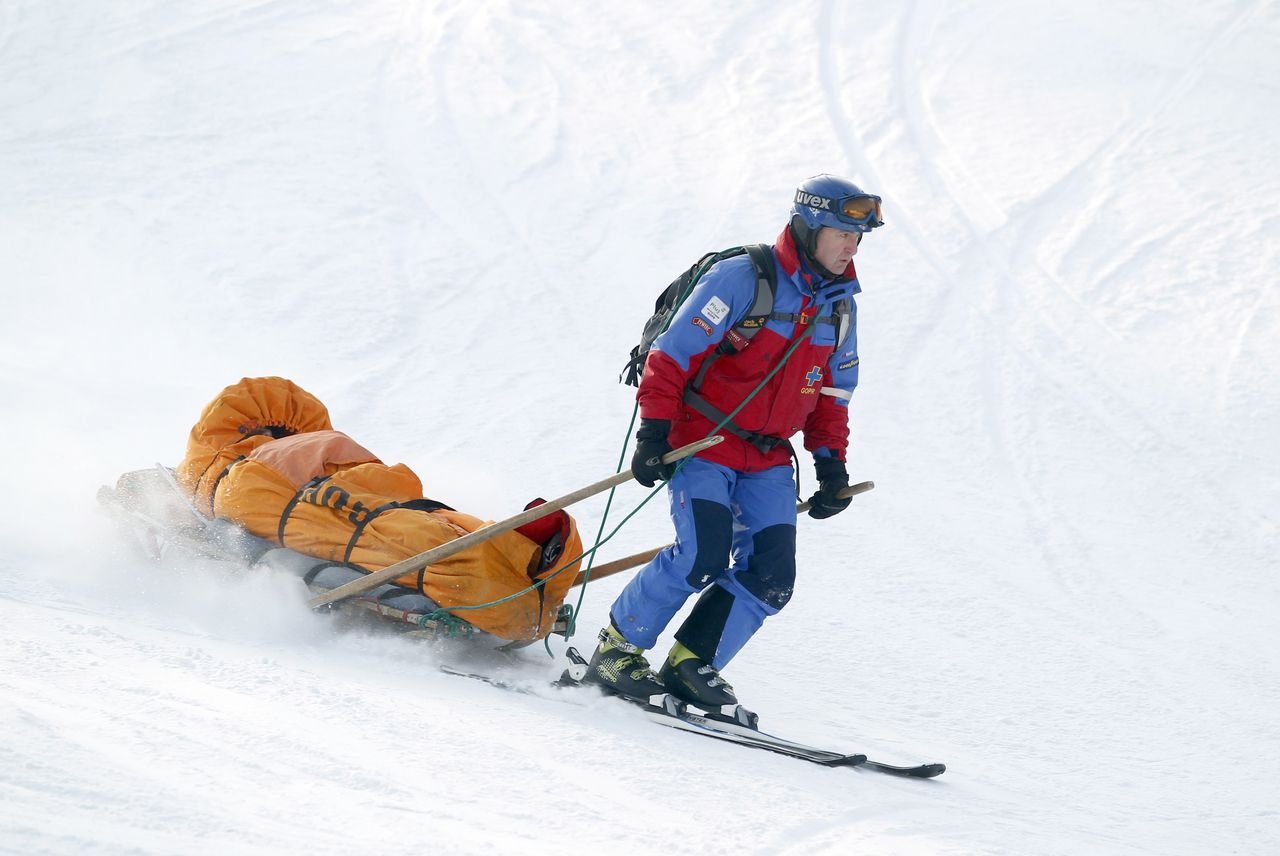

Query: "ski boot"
<box><xmin>582</xmin><ymin>624</ymin><xmax>666</xmax><ymax>700</ymax></box>
<box><xmin>659</xmin><ymin>642</ymin><xmax>738</xmax><ymax>710</ymax></box>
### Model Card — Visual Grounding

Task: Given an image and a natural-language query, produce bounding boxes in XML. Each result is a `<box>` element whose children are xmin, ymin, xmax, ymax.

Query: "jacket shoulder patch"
<box><xmin>700</xmin><ymin>296</ymin><xmax>730</xmax><ymax>325</ymax></box>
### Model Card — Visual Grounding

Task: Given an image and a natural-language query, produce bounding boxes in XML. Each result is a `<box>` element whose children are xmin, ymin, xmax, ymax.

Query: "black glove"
<box><xmin>631</xmin><ymin>418</ymin><xmax>676</xmax><ymax>487</ymax></box>
<box><xmin>807</xmin><ymin>455</ymin><xmax>851</xmax><ymax>519</ymax></box>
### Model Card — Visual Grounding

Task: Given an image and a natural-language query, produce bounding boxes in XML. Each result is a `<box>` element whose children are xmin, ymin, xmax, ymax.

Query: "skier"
<box><xmin>586</xmin><ymin>174</ymin><xmax>883</xmax><ymax>708</ymax></box>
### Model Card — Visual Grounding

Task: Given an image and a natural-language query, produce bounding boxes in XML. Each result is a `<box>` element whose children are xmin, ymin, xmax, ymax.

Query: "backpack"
<box><xmin>620</xmin><ymin>244</ymin><xmax>852</xmax><ymax>388</ymax></box>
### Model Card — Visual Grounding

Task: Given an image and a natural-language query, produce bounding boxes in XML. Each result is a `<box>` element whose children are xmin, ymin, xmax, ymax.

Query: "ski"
<box><xmin>632</xmin><ymin>695</ymin><xmax>867</xmax><ymax>768</ymax></box>
<box><xmin>439</xmin><ymin>662</ymin><xmax>864</xmax><ymax>767</ymax></box>
<box><xmin>438</xmin><ymin>652</ymin><xmax>945</xmax><ymax>777</ymax></box>
<box><xmin>676</xmin><ymin>705</ymin><xmax>944</xmax><ymax>777</ymax></box>
<box><xmin>557</xmin><ymin>647</ymin><xmax>944</xmax><ymax>776</ymax></box>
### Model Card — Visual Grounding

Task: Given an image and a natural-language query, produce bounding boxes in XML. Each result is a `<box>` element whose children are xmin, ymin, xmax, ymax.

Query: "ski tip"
<box><xmin>863</xmin><ymin>760</ymin><xmax>947</xmax><ymax>778</ymax></box>
<box><xmin>897</xmin><ymin>762</ymin><xmax>946</xmax><ymax>778</ymax></box>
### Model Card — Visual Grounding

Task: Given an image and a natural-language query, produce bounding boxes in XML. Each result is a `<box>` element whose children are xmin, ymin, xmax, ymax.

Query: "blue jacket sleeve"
<box><xmin>637</xmin><ymin>256</ymin><xmax>758</xmax><ymax>420</ymax></box>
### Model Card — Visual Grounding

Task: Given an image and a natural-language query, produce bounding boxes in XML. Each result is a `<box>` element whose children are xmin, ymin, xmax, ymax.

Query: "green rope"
<box><xmin>568</xmin><ymin>405</ymin><xmax>639</xmax><ymax>624</ymax></box>
<box><xmin>558</xmin><ymin>252</ymin><xmax>736</xmax><ymax>645</ymax></box>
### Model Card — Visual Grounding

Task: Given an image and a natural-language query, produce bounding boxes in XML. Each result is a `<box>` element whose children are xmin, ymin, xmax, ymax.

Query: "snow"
<box><xmin>2</xmin><ymin>1</ymin><xmax>1278</xmax><ymax>853</ymax></box>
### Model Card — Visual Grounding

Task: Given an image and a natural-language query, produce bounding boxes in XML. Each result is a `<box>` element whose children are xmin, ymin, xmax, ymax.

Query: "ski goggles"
<box><xmin>835</xmin><ymin>194</ymin><xmax>883</xmax><ymax>228</ymax></box>
<box><xmin>795</xmin><ymin>189</ymin><xmax>884</xmax><ymax>229</ymax></box>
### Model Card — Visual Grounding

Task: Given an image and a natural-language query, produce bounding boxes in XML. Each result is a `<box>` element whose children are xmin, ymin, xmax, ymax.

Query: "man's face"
<box><xmin>813</xmin><ymin>226</ymin><xmax>861</xmax><ymax>274</ymax></box>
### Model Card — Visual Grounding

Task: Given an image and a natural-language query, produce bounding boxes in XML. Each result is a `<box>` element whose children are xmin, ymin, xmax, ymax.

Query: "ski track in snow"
<box><xmin>849</xmin><ymin>1</ymin><xmax>1267</xmax><ymax>599</ymax></box>
<box><xmin>826</xmin><ymin>2</ymin><xmax>1111</xmax><ymax>617</ymax></box>
<box><xmin>2</xmin><ymin>1</ymin><xmax>1279</xmax><ymax>854</ymax></box>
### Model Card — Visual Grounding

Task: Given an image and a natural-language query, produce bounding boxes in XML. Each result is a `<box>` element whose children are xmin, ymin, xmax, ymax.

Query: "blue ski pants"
<box><xmin>609</xmin><ymin>458</ymin><xmax>798</xmax><ymax>670</ymax></box>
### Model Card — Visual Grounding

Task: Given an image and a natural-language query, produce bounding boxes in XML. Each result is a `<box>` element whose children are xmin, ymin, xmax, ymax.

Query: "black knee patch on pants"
<box><xmin>737</xmin><ymin>524</ymin><xmax>796</xmax><ymax>610</ymax></box>
<box><xmin>674</xmin><ymin>584</ymin><xmax>735</xmax><ymax>663</ymax></box>
<box><xmin>685</xmin><ymin>499</ymin><xmax>732</xmax><ymax>590</ymax></box>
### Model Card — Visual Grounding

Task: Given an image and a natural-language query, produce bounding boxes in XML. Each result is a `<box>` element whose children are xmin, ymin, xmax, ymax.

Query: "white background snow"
<box><xmin>2</xmin><ymin>1</ymin><xmax>1278</xmax><ymax>853</ymax></box>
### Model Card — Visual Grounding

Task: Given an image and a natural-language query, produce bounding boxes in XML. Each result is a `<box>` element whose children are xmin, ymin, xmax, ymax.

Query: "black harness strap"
<box><xmin>682</xmin><ymin>390</ymin><xmax>790</xmax><ymax>454</ymax></box>
<box><xmin>339</xmin><ymin>497</ymin><xmax>457</xmax><ymax>582</ymax></box>
<box><xmin>278</xmin><ymin>475</ymin><xmax>330</xmax><ymax>547</ymax></box>
<box><xmin>302</xmin><ymin>562</ymin><xmax>337</xmax><ymax>586</ymax></box>
<box><xmin>683</xmin><ymin>316</ymin><xmax>818</xmax><ymax>454</ymax></box>
<box><xmin>396</xmin><ymin>498</ymin><xmax>456</xmax><ymax>513</ymax></box>
<box><xmin>342</xmin><ymin>501</ymin><xmax>400</xmax><ymax>565</ymax></box>
<box><xmin>769</xmin><ymin>312</ymin><xmax>839</xmax><ymax>326</ymax></box>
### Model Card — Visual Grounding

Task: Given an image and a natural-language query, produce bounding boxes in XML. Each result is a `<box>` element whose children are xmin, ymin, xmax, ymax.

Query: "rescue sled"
<box><xmin>97</xmin><ymin>376</ymin><xmax>587</xmax><ymax>648</ymax></box>
<box><xmin>98</xmin><ymin>464</ymin><xmax>574</xmax><ymax>648</ymax></box>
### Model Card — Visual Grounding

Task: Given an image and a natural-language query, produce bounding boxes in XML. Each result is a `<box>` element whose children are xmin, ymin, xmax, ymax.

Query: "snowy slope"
<box><xmin>2</xmin><ymin>1</ymin><xmax>1278</xmax><ymax>853</ymax></box>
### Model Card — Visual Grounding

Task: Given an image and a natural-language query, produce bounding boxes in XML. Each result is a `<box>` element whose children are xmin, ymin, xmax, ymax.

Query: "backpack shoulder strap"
<box><xmin>714</xmin><ymin>245</ymin><xmax>777</xmax><ymax>354</ymax></box>
<box><xmin>741</xmin><ymin>244</ymin><xmax>777</xmax><ymax>322</ymax></box>
<box><xmin>833</xmin><ymin>297</ymin><xmax>853</xmax><ymax>349</ymax></box>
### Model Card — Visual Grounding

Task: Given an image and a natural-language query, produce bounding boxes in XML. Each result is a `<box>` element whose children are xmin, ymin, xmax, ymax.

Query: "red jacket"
<box><xmin>637</xmin><ymin>227</ymin><xmax>862</xmax><ymax>472</ymax></box>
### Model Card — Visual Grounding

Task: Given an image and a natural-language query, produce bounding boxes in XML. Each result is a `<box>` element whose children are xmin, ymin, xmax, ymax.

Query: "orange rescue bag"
<box><xmin>178</xmin><ymin>377</ymin><xmax>583</xmax><ymax>641</ymax></box>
